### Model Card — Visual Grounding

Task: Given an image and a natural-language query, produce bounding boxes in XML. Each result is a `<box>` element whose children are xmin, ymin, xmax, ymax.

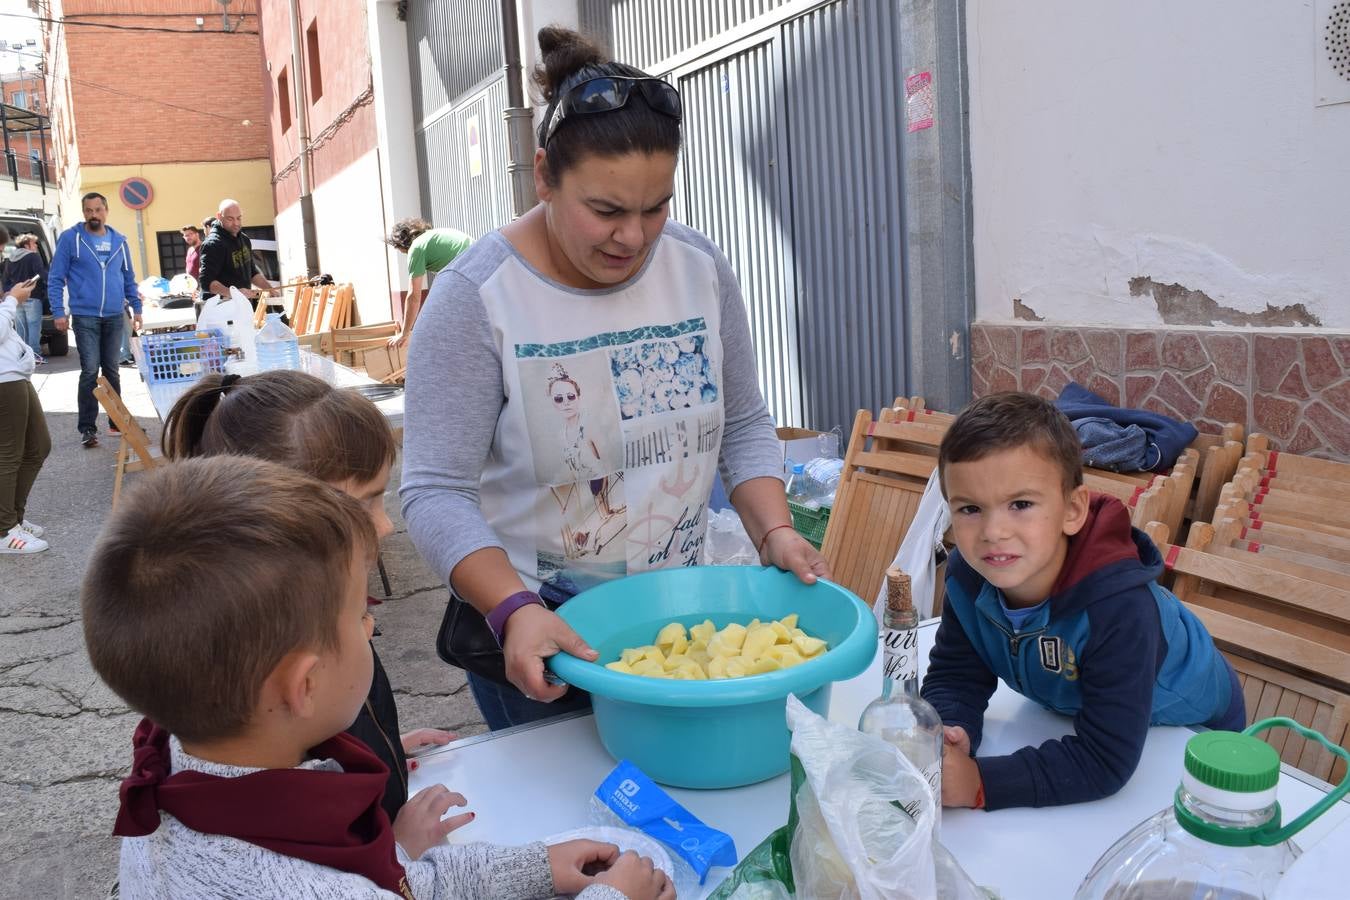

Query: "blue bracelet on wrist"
<box><xmin>485</xmin><ymin>590</ymin><xmax>546</xmax><ymax>647</ymax></box>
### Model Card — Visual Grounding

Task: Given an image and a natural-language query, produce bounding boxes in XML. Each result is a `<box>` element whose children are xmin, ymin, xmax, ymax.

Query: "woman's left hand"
<box><xmin>762</xmin><ymin>527</ymin><xmax>831</xmax><ymax>584</ymax></box>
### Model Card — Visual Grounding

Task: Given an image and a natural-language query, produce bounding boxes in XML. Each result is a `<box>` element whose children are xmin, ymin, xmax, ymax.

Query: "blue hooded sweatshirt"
<box><xmin>47</xmin><ymin>223</ymin><xmax>141</xmax><ymax>319</ymax></box>
<box><xmin>920</xmin><ymin>494</ymin><xmax>1240</xmax><ymax>810</ymax></box>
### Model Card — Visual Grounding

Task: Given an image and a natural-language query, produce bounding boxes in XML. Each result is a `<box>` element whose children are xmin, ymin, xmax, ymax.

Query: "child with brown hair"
<box><xmin>162</xmin><ymin>369</ymin><xmax>438</xmax><ymax>827</ymax></box>
<box><xmin>920</xmin><ymin>392</ymin><xmax>1242</xmax><ymax>811</ymax></box>
<box><xmin>88</xmin><ymin>456</ymin><xmax>674</xmax><ymax>899</ymax></box>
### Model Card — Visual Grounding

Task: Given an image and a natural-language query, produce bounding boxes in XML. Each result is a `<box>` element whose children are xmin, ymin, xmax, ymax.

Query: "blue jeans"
<box><xmin>14</xmin><ymin>300</ymin><xmax>42</xmax><ymax>357</ymax></box>
<box><xmin>466</xmin><ymin>671</ymin><xmax>592</xmax><ymax>731</ymax></box>
<box><xmin>72</xmin><ymin>315</ymin><xmax>123</xmax><ymax>435</ymax></box>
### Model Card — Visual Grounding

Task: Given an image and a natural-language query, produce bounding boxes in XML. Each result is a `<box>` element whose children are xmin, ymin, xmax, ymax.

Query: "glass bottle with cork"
<box><xmin>859</xmin><ymin>566</ymin><xmax>944</xmax><ymax>828</ymax></box>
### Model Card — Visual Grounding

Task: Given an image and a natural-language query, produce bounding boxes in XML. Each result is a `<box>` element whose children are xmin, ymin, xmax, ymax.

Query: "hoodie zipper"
<box><xmin>977</xmin><ymin>605</ymin><xmax>1046</xmax><ymax>694</ymax></box>
<box><xmin>77</xmin><ymin>230</ymin><xmax>119</xmax><ymax>317</ymax></box>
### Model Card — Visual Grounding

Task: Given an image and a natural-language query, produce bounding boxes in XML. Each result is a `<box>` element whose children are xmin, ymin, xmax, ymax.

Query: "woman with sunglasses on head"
<box><xmin>401</xmin><ymin>26</ymin><xmax>830</xmax><ymax>731</ymax></box>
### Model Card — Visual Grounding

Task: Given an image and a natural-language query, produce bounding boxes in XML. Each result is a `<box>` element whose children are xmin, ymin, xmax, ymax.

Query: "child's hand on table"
<box><xmin>401</xmin><ymin>728</ymin><xmax>456</xmax><ymax>763</ymax></box>
<box><xmin>548</xmin><ymin>842</ymin><xmax>675</xmax><ymax>900</ymax></box>
<box><xmin>941</xmin><ymin>726</ymin><xmax>984</xmax><ymax>808</ymax></box>
<box><xmin>392</xmin><ymin>784</ymin><xmax>473</xmax><ymax>858</ymax></box>
<box><xmin>943</xmin><ymin>724</ymin><xmax>971</xmax><ymax>756</ymax></box>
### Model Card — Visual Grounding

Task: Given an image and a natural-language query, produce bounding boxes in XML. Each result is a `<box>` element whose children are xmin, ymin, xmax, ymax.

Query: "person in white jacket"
<box><xmin>0</xmin><ymin>276</ymin><xmax>51</xmax><ymax>553</ymax></box>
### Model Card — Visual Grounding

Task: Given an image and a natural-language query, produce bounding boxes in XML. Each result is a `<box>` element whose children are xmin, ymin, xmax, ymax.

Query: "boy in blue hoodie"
<box><xmin>47</xmin><ymin>192</ymin><xmax>141</xmax><ymax>447</ymax></box>
<box><xmin>920</xmin><ymin>392</ymin><xmax>1242</xmax><ymax>811</ymax></box>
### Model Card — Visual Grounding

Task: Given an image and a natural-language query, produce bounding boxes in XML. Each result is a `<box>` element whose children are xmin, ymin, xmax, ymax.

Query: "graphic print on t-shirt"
<box><xmin>516</xmin><ymin>317</ymin><xmax>722</xmax><ymax>597</ymax></box>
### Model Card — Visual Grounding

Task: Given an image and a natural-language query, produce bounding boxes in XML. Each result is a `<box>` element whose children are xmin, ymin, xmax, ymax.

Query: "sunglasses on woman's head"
<box><xmin>543</xmin><ymin>76</ymin><xmax>682</xmax><ymax>147</ymax></box>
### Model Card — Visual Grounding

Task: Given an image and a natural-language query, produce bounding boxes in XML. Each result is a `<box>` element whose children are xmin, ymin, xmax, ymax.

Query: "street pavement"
<box><xmin>0</xmin><ymin>340</ymin><xmax>486</xmax><ymax>899</ymax></box>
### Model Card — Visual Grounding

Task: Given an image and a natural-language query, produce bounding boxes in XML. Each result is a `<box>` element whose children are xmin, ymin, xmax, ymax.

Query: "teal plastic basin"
<box><xmin>547</xmin><ymin>566</ymin><xmax>877</xmax><ymax>789</ymax></box>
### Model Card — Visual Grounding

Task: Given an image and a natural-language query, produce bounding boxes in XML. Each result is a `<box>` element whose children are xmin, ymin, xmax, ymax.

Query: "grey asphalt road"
<box><xmin>0</xmin><ymin>342</ymin><xmax>486</xmax><ymax>899</ymax></box>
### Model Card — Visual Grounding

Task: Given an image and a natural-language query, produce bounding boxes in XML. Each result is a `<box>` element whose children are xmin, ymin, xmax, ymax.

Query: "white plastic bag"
<box><xmin>712</xmin><ymin>696</ymin><xmax>992</xmax><ymax>899</ymax></box>
<box><xmin>875</xmin><ymin>469</ymin><xmax>950</xmax><ymax>623</ymax></box>
<box><xmin>706</xmin><ymin>508</ymin><xmax>759</xmax><ymax>566</ymax></box>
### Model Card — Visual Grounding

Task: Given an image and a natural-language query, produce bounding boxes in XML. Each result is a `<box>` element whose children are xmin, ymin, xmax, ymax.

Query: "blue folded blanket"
<box><xmin>1055</xmin><ymin>383</ymin><xmax>1198</xmax><ymax>473</ymax></box>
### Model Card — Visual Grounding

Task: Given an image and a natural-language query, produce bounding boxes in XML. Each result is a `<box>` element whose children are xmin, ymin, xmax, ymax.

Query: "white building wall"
<box><xmin>967</xmin><ymin>0</ymin><xmax>1350</xmax><ymax>329</ymax></box>
<box><xmin>275</xmin><ymin>149</ymin><xmax>393</xmax><ymax>325</ymax></box>
<box><xmin>368</xmin><ymin>0</ymin><xmax>421</xmax><ymax>304</ymax></box>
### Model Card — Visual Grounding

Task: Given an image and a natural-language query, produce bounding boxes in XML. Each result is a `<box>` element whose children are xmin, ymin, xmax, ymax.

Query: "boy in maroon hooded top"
<box><xmin>84</xmin><ymin>457</ymin><xmax>674</xmax><ymax>900</ymax></box>
<box><xmin>920</xmin><ymin>393</ymin><xmax>1242</xmax><ymax>812</ymax></box>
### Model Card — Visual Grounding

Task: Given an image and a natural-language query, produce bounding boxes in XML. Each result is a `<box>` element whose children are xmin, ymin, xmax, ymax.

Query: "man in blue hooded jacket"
<box><xmin>49</xmin><ymin>192</ymin><xmax>142</xmax><ymax>448</ymax></box>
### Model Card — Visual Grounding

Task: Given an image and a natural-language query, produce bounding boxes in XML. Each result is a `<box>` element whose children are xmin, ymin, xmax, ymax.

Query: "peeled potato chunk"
<box><xmin>608</xmin><ymin>614</ymin><xmax>828</xmax><ymax>680</ymax></box>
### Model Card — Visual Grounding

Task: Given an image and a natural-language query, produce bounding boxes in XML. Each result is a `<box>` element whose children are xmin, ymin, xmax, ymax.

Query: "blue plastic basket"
<box><xmin>140</xmin><ymin>329</ymin><xmax>229</xmax><ymax>385</ymax></box>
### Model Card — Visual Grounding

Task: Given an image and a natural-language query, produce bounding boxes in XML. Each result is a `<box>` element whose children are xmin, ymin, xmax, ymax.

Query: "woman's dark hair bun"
<box><xmin>533</xmin><ymin>26</ymin><xmax>609</xmax><ymax>103</ymax></box>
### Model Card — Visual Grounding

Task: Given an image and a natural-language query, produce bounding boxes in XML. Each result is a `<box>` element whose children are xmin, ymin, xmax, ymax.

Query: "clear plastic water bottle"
<box><xmin>802</xmin><ymin>457</ymin><xmax>844</xmax><ymax>507</ymax></box>
<box><xmin>1075</xmin><ymin>719</ymin><xmax>1350</xmax><ymax>900</ymax></box>
<box><xmin>254</xmin><ymin>312</ymin><xmax>301</xmax><ymax>371</ymax></box>
<box><xmin>785</xmin><ymin>463</ymin><xmax>813</xmax><ymax>506</ymax></box>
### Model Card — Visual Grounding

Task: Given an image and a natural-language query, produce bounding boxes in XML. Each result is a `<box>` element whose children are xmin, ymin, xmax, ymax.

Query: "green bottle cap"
<box><xmin>1184</xmin><ymin>731</ymin><xmax>1280</xmax><ymax>793</ymax></box>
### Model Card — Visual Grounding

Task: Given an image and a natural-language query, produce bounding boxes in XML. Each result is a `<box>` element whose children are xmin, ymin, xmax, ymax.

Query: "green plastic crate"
<box><xmin>789</xmin><ymin>500</ymin><xmax>830</xmax><ymax>549</ymax></box>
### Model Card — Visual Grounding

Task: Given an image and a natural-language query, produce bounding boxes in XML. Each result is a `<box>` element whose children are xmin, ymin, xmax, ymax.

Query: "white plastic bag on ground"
<box><xmin>875</xmin><ymin>469</ymin><xmax>950</xmax><ymax>623</ymax></box>
<box><xmin>710</xmin><ymin>696</ymin><xmax>994</xmax><ymax>899</ymax></box>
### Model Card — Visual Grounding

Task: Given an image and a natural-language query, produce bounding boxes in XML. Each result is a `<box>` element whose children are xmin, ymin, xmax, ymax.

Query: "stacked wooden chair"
<box><xmin>1146</xmin><ymin>519</ymin><xmax>1350</xmax><ymax>783</ymax></box>
<box><xmin>1206</xmin><ymin>435</ymin><xmax>1350</xmax><ymax>591</ymax></box>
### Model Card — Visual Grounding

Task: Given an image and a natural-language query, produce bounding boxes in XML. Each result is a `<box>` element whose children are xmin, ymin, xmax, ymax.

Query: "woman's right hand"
<box><xmin>502</xmin><ymin>603</ymin><xmax>598</xmax><ymax>701</ymax></box>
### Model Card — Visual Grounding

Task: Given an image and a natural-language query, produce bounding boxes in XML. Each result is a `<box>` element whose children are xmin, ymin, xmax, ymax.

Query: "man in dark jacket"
<box><xmin>198</xmin><ymin>199</ymin><xmax>272</xmax><ymax>307</ymax></box>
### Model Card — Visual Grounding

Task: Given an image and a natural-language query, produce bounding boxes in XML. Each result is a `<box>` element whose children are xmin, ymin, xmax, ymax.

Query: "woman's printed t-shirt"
<box><xmin>400</xmin><ymin>220</ymin><xmax>783</xmax><ymax>597</ymax></box>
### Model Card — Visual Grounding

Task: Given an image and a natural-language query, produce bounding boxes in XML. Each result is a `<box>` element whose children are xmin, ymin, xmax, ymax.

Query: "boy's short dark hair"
<box><xmin>82</xmin><ymin>456</ymin><xmax>377</xmax><ymax>743</ymax></box>
<box><xmin>938</xmin><ymin>392</ymin><xmax>1084</xmax><ymax>494</ymax></box>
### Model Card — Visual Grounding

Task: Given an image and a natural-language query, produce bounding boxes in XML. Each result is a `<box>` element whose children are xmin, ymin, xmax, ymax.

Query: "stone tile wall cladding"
<box><xmin>969</xmin><ymin>323</ymin><xmax>1350</xmax><ymax>461</ymax></box>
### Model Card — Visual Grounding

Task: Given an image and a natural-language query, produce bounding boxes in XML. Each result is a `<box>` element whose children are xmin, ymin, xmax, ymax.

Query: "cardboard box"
<box><xmin>776</xmin><ymin>426</ymin><xmax>840</xmax><ymax>466</ymax></box>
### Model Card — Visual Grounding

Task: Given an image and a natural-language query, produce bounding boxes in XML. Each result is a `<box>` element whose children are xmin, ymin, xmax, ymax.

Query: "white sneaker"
<box><xmin>19</xmin><ymin>520</ymin><xmax>44</xmax><ymax>538</ymax></box>
<box><xmin>2</xmin><ymin>525</ymin><xmax>48</xmax><ymax>553</ymax></box>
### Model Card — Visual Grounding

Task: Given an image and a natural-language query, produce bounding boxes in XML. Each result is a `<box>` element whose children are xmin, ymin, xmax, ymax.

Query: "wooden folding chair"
<box><xmin>1247</xmin><ymin>434</ymin><xmax>1350</xmax><ymax>484</ymax></box>
<box><xmin>93</xmin><ymin>376</ymin><xmax>165</xmax><ymax>508</ymax></box>
<box><xmin>291</xmin><ymin>285</ymin><xmax>315</xmax><ymax>335</ymax></box>
<box><xmin>318</xmin><ymin>284</ymin><xmax>353</xmax><ymax>334</ymax></box>
<box><xmin>821</xmin><ymin>410</ymin><xmax>940</xmax><ymax>607</ymax></box>
<box><xmin>306</xmin><ymin>284</ymin><xmax>334</xmax><ymax>335</ymax></box>
<box><xmin>1206</xmin><ymin>516</ymin><xmax>1350</xmax><ymax>588</ymax></box>
<box><xmin>1148</xmin><ymin>521</ymin><xmax>1350</xmax><ymax>660</ymax></box>
<box><xmin>1229</xmin><ymin>655</ymin><xmax>1350</xmax><ymax>783</ymax></box>
<box><xmin>331</xmin><ymin>322</ymin><xmax>398</xmax><ymax>368</ymax></box>
<box><xmin>1213</xmin><ymin>498</ymin><xmax>1350</xmax><ymax>564</ymax></box>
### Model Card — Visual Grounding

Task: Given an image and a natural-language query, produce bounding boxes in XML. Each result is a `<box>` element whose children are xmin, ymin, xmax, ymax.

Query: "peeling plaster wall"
<box><xmin>966</xmin><ymin>1</ymin><xmax>1350</xmax><ymax>329</ymax></box>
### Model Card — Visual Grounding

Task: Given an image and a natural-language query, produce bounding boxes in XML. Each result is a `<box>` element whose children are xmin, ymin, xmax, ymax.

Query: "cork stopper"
<box><xmin>885</xmin><ymin>567</ymin><xmax>913</xmax><ymax>614</ymax></box>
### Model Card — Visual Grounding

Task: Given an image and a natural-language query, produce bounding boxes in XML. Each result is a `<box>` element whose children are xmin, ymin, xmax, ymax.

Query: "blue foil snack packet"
<box><xmin>595</xmin><ymin>760</ymin><xmax>738</xmax><ymax>883</ymax></box>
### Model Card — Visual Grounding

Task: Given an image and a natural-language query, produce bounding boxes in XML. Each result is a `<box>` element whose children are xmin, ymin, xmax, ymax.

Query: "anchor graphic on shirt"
<box><xmin>660</xmin><ymin>456</ymin><xmax>698</xmax><ymax>499</ymax></box>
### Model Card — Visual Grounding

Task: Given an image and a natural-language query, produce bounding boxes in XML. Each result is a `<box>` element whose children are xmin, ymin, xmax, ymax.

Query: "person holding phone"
<box><xmin>1</xmin><ymin>231</ymin><xmax>46</xmax><ymax>364</ymax></box>
<box><xmin>1</xmin><ymin>274</ymin><xmax>51</xmax><ymax>553</ymax></box>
